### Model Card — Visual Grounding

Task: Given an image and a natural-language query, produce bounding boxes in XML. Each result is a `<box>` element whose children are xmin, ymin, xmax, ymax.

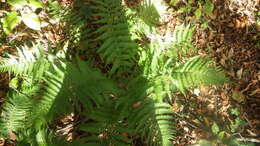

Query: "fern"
<box><xmin>170</xmin><ymin>24</ymin><xmax>196</xmax><ymax>57</ymax></box>
<box><xmin>0</xmin><ymin>0</ymin><xmax>231</xmax><ymax>145</ymax></box>
<box><xmin>90</xmin><ymin>0</ymin><xmax>138</xmax><ymax>75</ymax></box>
<box><xmin>126</xmin><ymin>23</ymin><xmax>229</xmax><ymax>145</ymax></box>
<box><xmin>79</xmin><ymin>102</ymin><xmax>133</xmax><ymax>145</ymax></box>
<box><xmin>134</xmin><ymin>0</ymin><xmax>161</xmax><ymax>26</ymax></box>
<box><xmin>0</xmin><ymin>87</ymin><xmax>37</xmax><ymax>137</ymax></box>
<box><xmin>32</xmin><ymin>60</ymin><xmax>68</xmax><ymax>127</ymax></box>
<box><xmin>65</xmin><ymin>2</ymin><xmax>91</xmax><ymax>45</ymax></box>
<box><xmin>0</xmin><ymin>44</ymin><xmax>50</xmax><ymax>79</ymax></box>
<box><xmin>172</xmin><ymin>56</ymin><xmax>229</xmax><ymax>93</ymax></box>
<box><xmin>0</xmin><ymin>93</ymin><xmax>30</xmax><ymax>136</ymax></box>
<box><xmin>114</xmin><ymin>77</ymin><xmax>174</xmax><ymax>146</ymax></box>
<box><xmin>129</xmin><ymin>100</ymin><xmax>175</xmax><ymax>146</ymax></box>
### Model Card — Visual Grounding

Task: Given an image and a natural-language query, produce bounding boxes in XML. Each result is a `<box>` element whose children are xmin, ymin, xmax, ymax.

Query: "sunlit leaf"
<box><xmin>1</xmin><ymin>11</ymin><xmax>21</xmax><ymax>34</ymax></box>
<box><xmin>204</xmin><ymin>0</ymin><xmax>214</xmax><ymax>16</ymax></box>
<box><xmin>7</xmin><ymin>0</ymin><xmax>27</xmax><ymax>9</ymax></box>
<box><xmin>218</xmin><ymin>131</ymin><xmax>225</xmax><ymax>139</ymax></box>
<box><xmin>21</xmin><ymin>12</ymin><xmax>41</xmax><ymax>30</ymax></box>
<box><xmin>194</xmin><ymin>9</ymin><xmax>202</xmax><ymax>19</ymax></box>
<box><xmin>201</xmin><ymin>20</ymin><xmax>209</xmax><ymax>29</ymax></box>
<box><xmin>170</xmin><ymin>0</ymin><xmax>180</xmax><ymax>6</ymax></box>
<box><xmin>230</xmin><ymin>108</ymin><xmax>240</xmax><ymax>116</ymax></box>
<box><xmin>177</xmin><ymin>7</ymin><xmax>191</xmax><ymax>13</ymax></box>
<box><xmin>211</xmin><ymin>122</ymin><xmax>219</xmax><ymax>135</ymax></box>
<box><xmin>28</xmin><ymin>0</ymin><xmax>44</xmax><ymax>11</ymax></box>
<box><xmin>9</xmin><ymin>77</ymin><xmax>20</xmax><ymax>89</ymax></box>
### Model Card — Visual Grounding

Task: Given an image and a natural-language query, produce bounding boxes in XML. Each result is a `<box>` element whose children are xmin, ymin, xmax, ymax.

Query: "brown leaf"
<box><xmin>250</xmin><ymin>89</ymin><xmax>260</xmax><ymax>96</ymax></box>
<box><xmin>200</xmin><ymin>86</ymin><xmax>210</xmax><ymax>96</ymax></box>
<box><xmin>9</xmin><ymin>132</ymin><xmax>17</xmax><ymax>141</ymax></box>
<box><xmin>232</xmin><ymin>90</ymin><xmax>246</xmax><ymax>103</ymax></box>
<box><xmin>236</xmin><ymin>68</ymin><xmax>243</xmax><ymax>79</ymax></box>
<box><xmin>132</xmin><ymin>101</ymin><xmax>141</xmax><ymax>108</ymax></box>
<box><xmin>0</xmin><ymin>138</ymin><xmax>4</xmax><ymax>146</ymax></box>
<box><xmin>228</xmin><ymin>48</ymin><xmax>234</xmax><ymax>58</ymax></box>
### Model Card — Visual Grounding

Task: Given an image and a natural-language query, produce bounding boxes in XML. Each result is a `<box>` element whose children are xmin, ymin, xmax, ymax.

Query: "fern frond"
<box><xmin>79</xmin><ymin>100</ymin><xmax>133</xmax><ymax>146</ymax></box>
<box><xmin>172</xmin><ymin>56</ymin><xmax>229</xmax><ymax>93</ymax></box>
<box><xmin>16</xmin><ymin>127</ymin><xmax>66</xmax><ymax>146</ymax></box>
<box><xmin>33</xmin><ymin>58</ymin><xmax>120</xmax><ymax>126</ymax></box>
<box><xmin>136</xmin><ymin>0</ymin><xmax>161</xmax><ymax>26</ymax></box>
<box><xmin>67</xmin><ymin>60</ymin><xmax>119</xmax><ymax>109</ymax></box>
<box><xmin>91</xmin><ymin>0</ymin><xmax>138</xmax><ymax>74</ymax></box>
<box><xmin>169</xmin><ymin>24</ymin><xmax>196</xmax><ymax>57</ymax></box>
<box><xmin>65</xmin><ymin>2</ymin><xmax>91</xmax><ymax>45</ymax></box>
<box><xmin>172</xmin><ymin>24</ymin><xmax>194</xmax><ymax>45</ymax></box>
<box><xmin>0</xmin><ymin>89</ymin><xmax>35</xmax><ymax>136</ymax></box>
<box><xmin>32</xmin><ymin>59</ymin><xmax>68</xmax><ymax>127</ymax></box>
<box><xmin>128</xmin><ymin>99</ymin><xmax>174</xmax><ymax>146</ymax></box>
<box><xmin>0</xmin><ymin>44</ymin><xmax>49</xmax><ymax>79</ymax></box>
<box><xmin>47</xmin><ymin>0</ymin><xmax>67</xmax><ymax>23</ymax></box>
<box><xmin>116</xmin><ymin>77</ymin><xmax>174</xmax><ymax>146</ymax></box>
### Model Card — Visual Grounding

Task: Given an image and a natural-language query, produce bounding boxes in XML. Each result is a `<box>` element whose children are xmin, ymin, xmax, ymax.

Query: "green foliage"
<box><xmin>8</xmin><ymin>0</ymin><xmax>43</xmax><ymax>10</ymax></box>
<box><xmin>0</xmin><ymin>44</ymin><xmax>50</xmax><ymax>79</ymax></box>
<box><xmin>0</xmin><ymin>90</ymin><xmax>33</xmax><ymax>136</ymax></box>
<box><xmin>230</xmin><ymin>108</ymin><xmax>240</xmax><ymax>116</ymax></box>
<box><xmin>229</xmin><ymin>108</ymin><xmax>247</xmax><ymax>133</ymax></box>
<box><xmin>1</xmin><ymin>11</ymin><xmax>21</xmax><ymax>34</ymax></box>
<box><xmin>90</xmin><ymin>0</ymin><xmax>138</xmax><ymax>75</ymax></box>
<box><xmin>7</xmin><ymin>0</ymin><xmax>27</xmax><ymax>9</ymax></box>
<box><xmin>172</xmin><ymin>56</ymin><xmax>228</xmax><ymax>93</ymax></box>
<box><xmin>211</xmin><ymin>122</ymin><xmax>220</xmax><ymax>135</ymax></box>
<box><xmin>230</xmin><ymin>118</ymin><xmax>246</xmax><ymax>133</ymax></box>
<box><xmin>172</xmin><ymin>0</ymin><xmax>214</xmax><ymax>16</ymax></box>
<box><xmin>1</xmin><ymin>0</ymin><xmax>44</xmax><ymax>35</ymax></box>
<box><xmin>135</xmin><ymin>0</ymin><xmax>160</xmax><ymax>26</ymax></box>
<box><xmin>204</xmin><ymin>108</ymin><xmax>254</xmax><ymax>146</ymax></box>
<box><xmin>168</xmin><ymin>24</ymin><xmax>195</xmax><ymax>58</ymax></box>
<box><xmin>198</xmin><ymin>121</ymin><xmax>255</xmax><ymax>146</ymax></box>
<box><xmin>0</xmin><ymin>0</ymin><xmax>230</xmax><ymax>145</ymax></box>
<box><xmin>169</xmin><ymin>0</ymin><xmax>215</xmax><ymax>28</ymax></box>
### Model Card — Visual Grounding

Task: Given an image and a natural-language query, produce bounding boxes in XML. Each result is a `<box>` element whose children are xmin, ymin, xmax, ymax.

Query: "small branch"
<box><xmin>236</xmin><ymin>137</ymin><xmax>260</xmax><ymax>143</ymax></box>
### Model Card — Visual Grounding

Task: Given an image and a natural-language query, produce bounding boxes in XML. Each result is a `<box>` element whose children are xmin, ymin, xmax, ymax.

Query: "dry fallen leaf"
<box><xmin>228</xmin><ymin>48</ymin><xmax>234</xmax><ymax>58</ymax></box>
<box><xmin>9</xmin><ymin>132</ymin><xmax>17</xmax><ymax>141</ymax></box>
<box><xmin>200</xmin><ymin>86</ymin><xmax>210</xmax><ymax>96</ymax></box>
<box><xmin>232</xmin><ymin>90</ymin><xmax>246</xmax><ymax>103</ymax></box>
<box><xmin>250</xmin><ymin>89</ymin><xmax>260</xmax><ymax>96</ymax></box>
<box><xmin>236</xmin><ymin>68</ymin><xmax>243</xmax><ymax>79</ymax></box>
<box><xmin>0</xmin><ymin>137</ymin><xmax>4</xmax><ymax>146</ymax></box>
<box><xmin>132</xmin><ymin>101</ymin><xmax>141</xmax><ymax>108</ymax></box>
<box><xmin>207</xmin><ymin>104</ymin><xmax>215</xmax><ymax>110</ymax></box>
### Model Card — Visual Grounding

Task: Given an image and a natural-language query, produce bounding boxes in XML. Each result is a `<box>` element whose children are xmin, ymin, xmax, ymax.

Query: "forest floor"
<box><xmin>0</xmin><ymin>0</ymin><xmax>259</xmax><ymax>145</ymax></box>
<box><xmin>162</xmin><ymin>0</ymin><xmax>260</xmax><ymax>145</ymax></box>
<box><xmin>165</xmin><ymin>0</ymin><xmax>260</xmax><ymax>145</ymax></box>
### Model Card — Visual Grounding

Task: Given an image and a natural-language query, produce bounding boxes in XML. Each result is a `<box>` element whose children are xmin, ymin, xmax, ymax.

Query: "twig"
<box><xmin>236</xmin><ymin>137</ymin><xmax>260</xmax><ymax>143</ymax></box>
<box><xmin>233</xmin><ymin>133</ymin><xmax>260</xmax><ymax>143</ymax></box>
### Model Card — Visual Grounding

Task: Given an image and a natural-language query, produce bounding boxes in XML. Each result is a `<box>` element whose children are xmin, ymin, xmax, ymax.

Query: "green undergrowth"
<box><xmin>0</xmin><ymin>0</ymin><xmax>232</xmax><ymax>145</ymax></box>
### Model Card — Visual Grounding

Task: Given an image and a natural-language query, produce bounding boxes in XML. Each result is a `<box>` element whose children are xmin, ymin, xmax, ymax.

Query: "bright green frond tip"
<box><xmin>172</xmin><ymin>56</ymin><xmax>230</xmax><ymax>93</ymax></box>
<box><xmin>0</xmin><ymin>44</ymin><xmax>49</xmax><ymax>79</ymax></box>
